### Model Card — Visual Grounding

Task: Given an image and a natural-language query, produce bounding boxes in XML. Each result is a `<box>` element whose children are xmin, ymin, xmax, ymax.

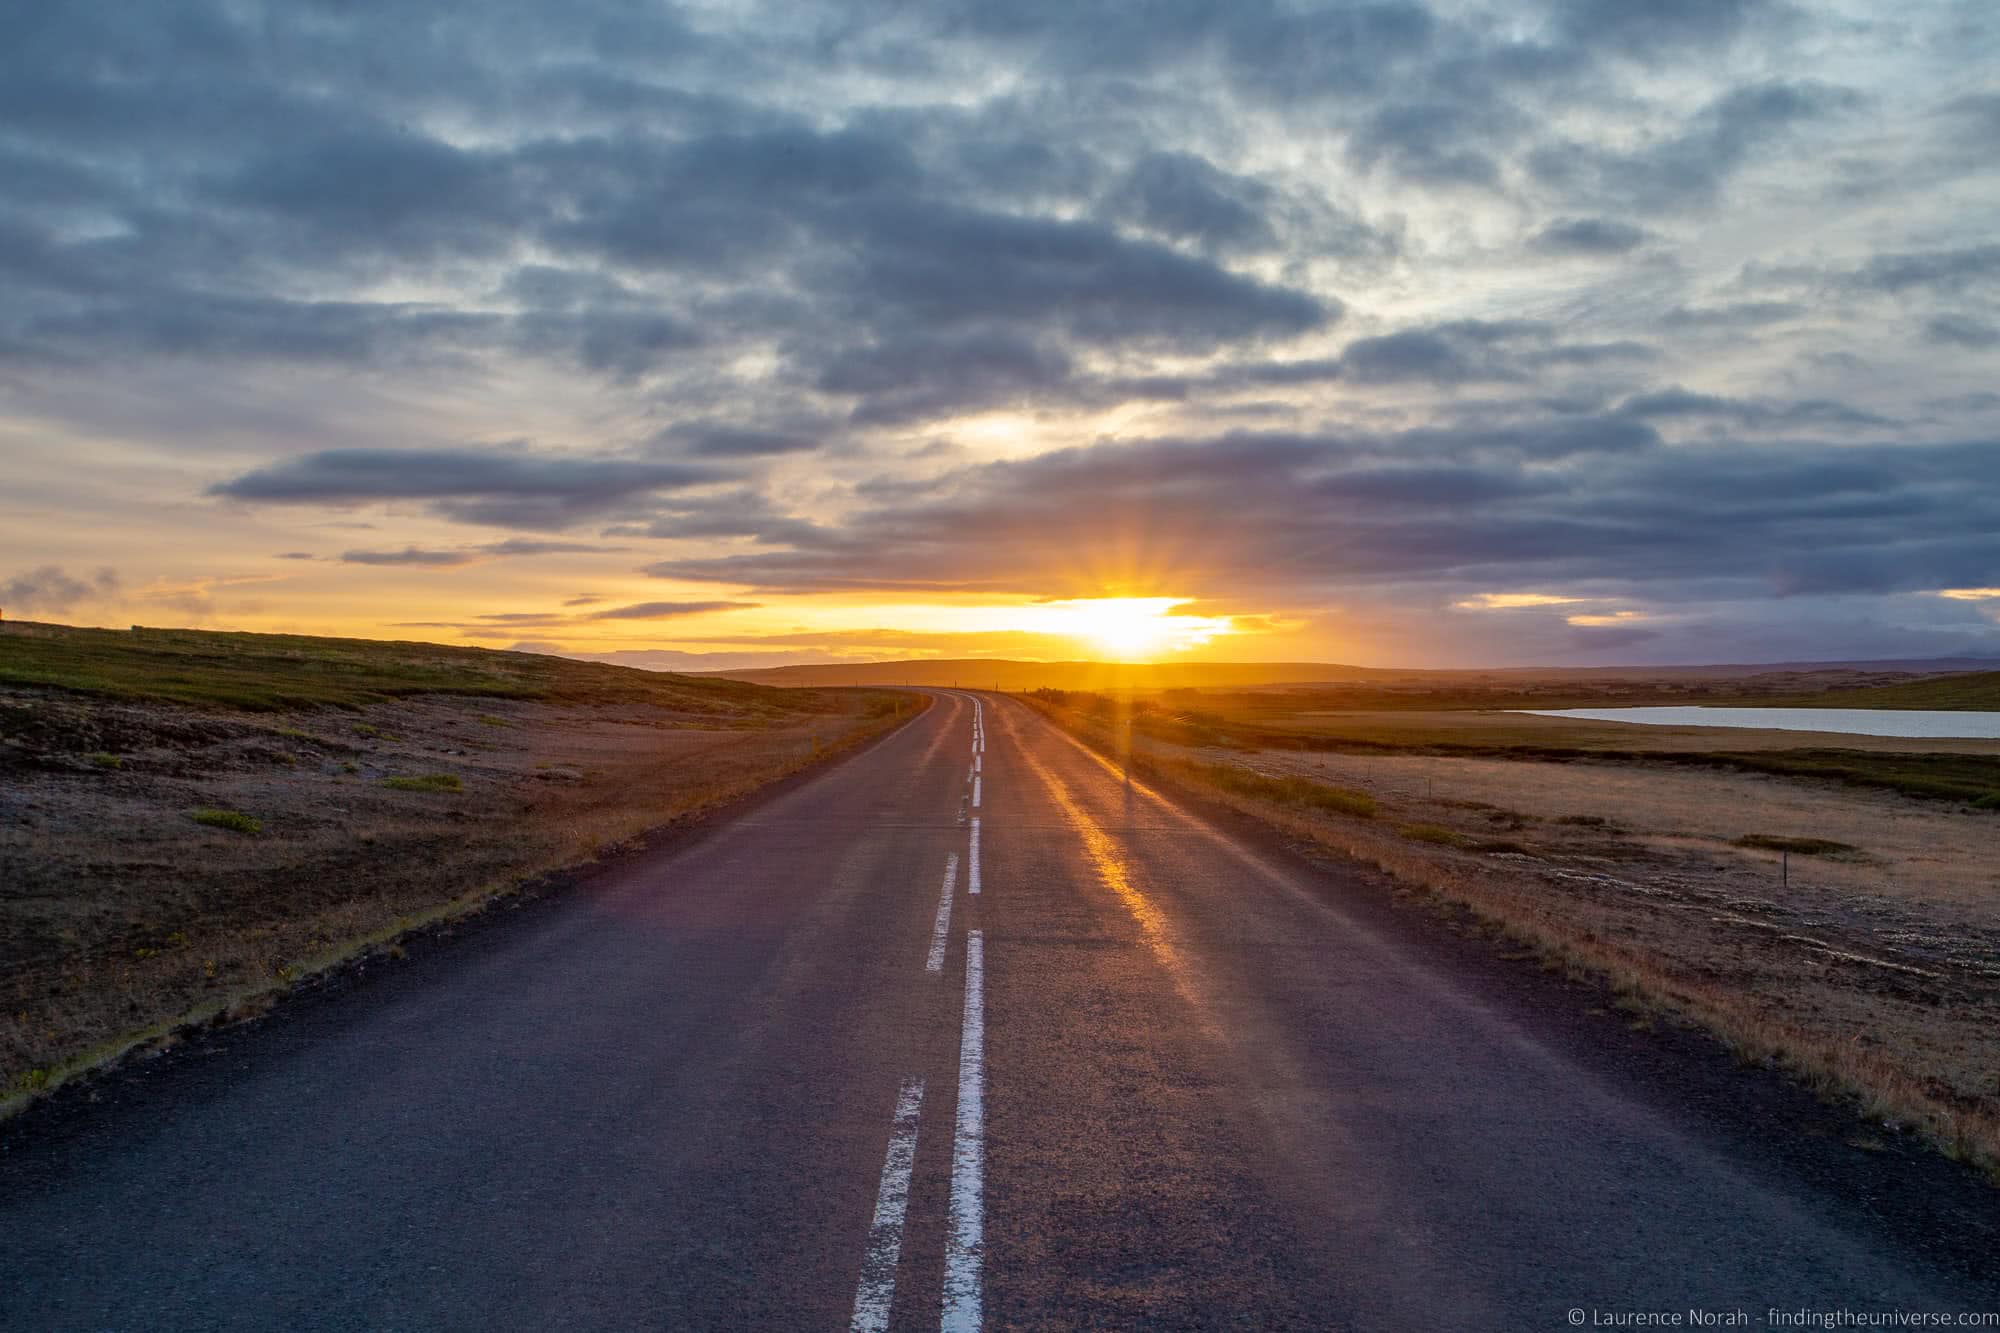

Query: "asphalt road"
<box><xmin>4</xmin><ymin>691</ymin><xmax>1996</xmax><ymax>1330</ymax></box>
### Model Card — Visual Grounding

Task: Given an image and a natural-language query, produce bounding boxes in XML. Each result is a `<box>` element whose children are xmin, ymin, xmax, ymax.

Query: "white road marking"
<box><xmin>974</xmin><ymin>753</ymin><xmax>981</xmax><ymax>774</ymax></box>
<box><xmin>851</xmin><ymin>1076</ymin><xmax>925</xmax><ymax>1333</ymax></box>
<box><xmin>942</xmin><ymin>931</ymin><xmax>985</xmax><ymax>1333</ymax></box>
<box><xmin>971</xmin><ymin>776</ymin><xmax>982</xmax><ymax>808</ymax></box>
<box><xmin>926</xmin><ymin>854</ymin><xmax>960</xmax><ymax>973</ymax></box>
<box><xmin>968</xmin><ymin>817</ymin><xmax>981</xmax><ymax>895</ymax></box>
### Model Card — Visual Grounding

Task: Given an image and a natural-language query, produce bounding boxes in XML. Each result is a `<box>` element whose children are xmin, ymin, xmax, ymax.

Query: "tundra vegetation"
<box><xmin>0</xmin><ymin>621</ymin><xmax>913</xmax><ymax>1106</ymax></box>
<box><xmin>1024</xmin><ymin>676</ymin><xmax>2000</xmax><ymax>1179</ymax></box>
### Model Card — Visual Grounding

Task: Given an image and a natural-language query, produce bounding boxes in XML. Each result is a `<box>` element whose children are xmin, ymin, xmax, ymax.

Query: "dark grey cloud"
<box><xmin>1347</xmin><ymin>101</ymin><xmax>1509</xmax><ymax>189</ymax></box>
<box><xmin>478</xmin><ymin>538</ymin><xmax>624</xmax><ymax>557</ymax></box>
<box><xmin>4</xmin><ymin>0</ymin><xmax>1993</xmax><ymax>665</ymax></box>
<box><xmin>587</xmin><ymin>600</ymin><xmax>758</xmax><ymax>620</ymax></box>
<box><xmin>213</xmin><ymin>447</ymin><xmax>716</xmax><ymax>529</ymax></box>
<box><xmin>1333</xmin><ymin>320</ymin><xmax>1559</xmax><ymax>387</ymax></box>
<box><xmin>1530</xmin><ymin>81</ymin><xmax>1857</xmax><ymax>212</ymax></box>
<box><xmin>339</xmin><ymin>547</ymin><xmax>479</xmax><ymax>568</ymax></box>
<box><xmin>1614</xmin><ymin>387</ymin><xmax>1892</xmax><ymax>430</ymax></box>
<box><xmin>1101</xmin><ymin>152</ymin><xmax>1277</xmax><ymax>253</ymax></box>
<box><xmin>641</xmin><ymin>421</ymin><xmax>2000</xmax><ymax>609</ymax></box>
<box><xmin>661</xmin><ymin>424</ymin><xmax>825</xmax><ymax>458</ymax></box>
<box><xmin>1530</xmin><ymin>217</ymin><xmax>1651</xmax><ymax>256</ymax></box>
<box><xmin>338</xmin><ymin>539</ymin><xmax>617</xmax><ymax>568</ymax></box>
<box><xmin>0</xmin><ymin>564</ymin><xmax>118</xmax><ymax>614</ymax></box>
<box><xmin>1926</xmin><ymin>314</ymin><xmax>2000</xmax><ymax>349</ymax></box>
<box><xmin>837</xmin><ymin>199</ymin><xmax>1331</xmax><ymax>348</ymax></box>
<box><xmin>1339</xmin><ymin>328</ymin><xmax>1522</xmax><ymax>385</ymax></box>
<box><xmin>1551</xmin><ymin>0</ymin><xmax>1779</xmax><ymax>60</ymax></box>
<box><xmin>1849</xmin><ymin>244</ymin><xmax>2000</xmax><ymax>294</ymax></box>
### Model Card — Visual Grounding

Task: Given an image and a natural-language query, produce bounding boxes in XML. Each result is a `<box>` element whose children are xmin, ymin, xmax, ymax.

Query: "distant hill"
<box><xmin>700</xmin><ymin>656</ymin><xmax>1998</xmax><ymax>693</ymax></box>
<box><xmin>701</xmin><ymin>659</ymin><xmax>1401</xmax><ymax>691</ymax></box>
<box><xmin>1805</xmin><ymin>671</ymin><xmax>2000</xmax><ymax>711</ymax></box>
<box><xmin>0</xmin><ymin>620</ymin><xmax>815</xmax><ymax>716</ymax></box>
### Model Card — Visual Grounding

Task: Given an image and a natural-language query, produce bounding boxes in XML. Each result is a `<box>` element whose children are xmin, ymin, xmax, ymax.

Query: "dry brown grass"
<box><xmin>1022</xmin><ymin>695</ymin><xmax>2000</xmax><ymax>1180</ymax></box>
<box><xmin>1</xmin><ymin>685</ymin><xmax>917</xmax><ymax>1108</ymax></box>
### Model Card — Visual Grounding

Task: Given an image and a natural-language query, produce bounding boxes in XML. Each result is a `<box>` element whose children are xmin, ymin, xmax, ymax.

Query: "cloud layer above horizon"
<box><xmin>2</xmin><ymin>0</ymin><xmax>1997</xmax><ymax>666</ymax></box>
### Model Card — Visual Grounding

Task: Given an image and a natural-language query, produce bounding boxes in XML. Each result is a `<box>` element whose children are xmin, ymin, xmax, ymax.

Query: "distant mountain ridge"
<box><xmin>698</xmin><ymin>656</ymin><xmax>2000</xmax><ymax>692</ymax></box>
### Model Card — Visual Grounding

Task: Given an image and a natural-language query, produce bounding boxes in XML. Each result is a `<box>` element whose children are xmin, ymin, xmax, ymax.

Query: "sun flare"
<box><xmin>1013</xmin><ymin>597</ymin><xmax>1231</xmax><ymax>661</ymax></box>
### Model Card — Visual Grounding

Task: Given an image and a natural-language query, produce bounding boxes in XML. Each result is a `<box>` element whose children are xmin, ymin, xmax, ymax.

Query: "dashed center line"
<box><xmin>851</xmin><ymin>1076</ymin><xmax>925</xmax><ymax>1333</ymax></box>
<box><xmin>941</xmin><ymin>930</ymin><xmax>985</xmax><ymax>1333</ymax></box>
<box><xmin>968</xmin><ymin>817</ymin><xmax>981</xmax><ymax>895</ymax></box>
<box><xmin>926</xmin><ymin>854</ymin><xmax>960</xmax><ymax>973</ymax></box>
<box><xmin>971</xmin><ymin>775</ymin><xmax>982</xmax><ymax>808</ymax></box>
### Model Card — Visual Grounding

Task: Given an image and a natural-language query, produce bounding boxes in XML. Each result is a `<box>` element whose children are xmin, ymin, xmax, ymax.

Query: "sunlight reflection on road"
<box><xmin>1013</xmin><ymin>740</ymin><xmax>1216</xmax><ymax>1032</ymax></box>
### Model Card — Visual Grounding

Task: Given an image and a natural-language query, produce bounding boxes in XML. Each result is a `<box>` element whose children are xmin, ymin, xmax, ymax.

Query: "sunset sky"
<box><xmin>2</xmin><ymin>0</ymin><xmax>1997</xmax><ymax>669</ymax></box>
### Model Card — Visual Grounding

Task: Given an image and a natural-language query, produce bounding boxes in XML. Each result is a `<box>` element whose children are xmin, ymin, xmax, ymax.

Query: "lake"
<box><xmin>1514</xmin><ymin>706</ymin><xmax>2000</xmax><ymax>739</ymax></box>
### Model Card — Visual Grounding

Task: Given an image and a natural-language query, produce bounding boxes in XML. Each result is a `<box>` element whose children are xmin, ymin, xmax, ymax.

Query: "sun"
<box><xmin>1080</xmin><ymin>599</ymin><xmax>1181</xmax><ymax>660</ymax></box>
<box><xmin>1006</xmin><ymin>596</ymin><xmax>1231</xmax><ymax>661</ymax></box>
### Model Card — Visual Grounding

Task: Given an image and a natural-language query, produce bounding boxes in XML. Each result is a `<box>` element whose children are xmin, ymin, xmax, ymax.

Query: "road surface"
<box><xmin>4</xmin><ymin>691</ymin><xmax>1996</xmax><ymax>1329</ymax></box>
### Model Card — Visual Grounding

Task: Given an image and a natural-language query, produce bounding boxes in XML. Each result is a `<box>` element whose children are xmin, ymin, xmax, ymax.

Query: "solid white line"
<box><xmin>941</xmin><ymin>931</ymin><xmax>985</xmax><ymax>1333</ymax></box>
<box><xmin>926</xmin><ymin>854</ymin><xmax>960</xmax><ymax>973</ymax></box>
<box><xmin>971</xmin><ymin>776</ymin><xmax>982</xmax><ymax>808</ymax></box>
<box><xmin>851</xmin><ymin>1076</ymin><xmax>925</xmax><ymax>1333</ymax></box>
<box><xmin>974</xmin><ymin>753</ymin><xmax>981</xmax><ymax>774</ymax></box>
<box><xmin>968</xmin><ymin>817</ymin><xmax>981</xmax><ymax>895</ymax></box>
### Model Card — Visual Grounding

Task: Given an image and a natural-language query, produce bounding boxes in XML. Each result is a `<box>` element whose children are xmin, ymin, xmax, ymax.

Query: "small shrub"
<box><xmin>476</xmin><ymin>714</ymin><xmax>511</xmax><ymax>728</ymax></box>
<box><xmin>1732</xmin><ymin>834</ymin><xmax>1857</xmax><ymax>856</ymax></box>
<box><xmin>190</xmin><ymin>808</ymin><xmax>261</xmax><ymax>834</ymax></box>
<box><xmin>88</xmin><ymin>752</ymin><xmax>122</xmax><ymax>770</ymax></box>
<box><xmin>1973</xmin><ymin>793</ymin><xmax>2000</xmax><ymax>811</ymax></box>
<box><xmin>353</xmin><ymin>723</ymin><xmax>382</xmax><ymax>738</ymax></box>
<box><xmin>380</xmin><ymin>773</ymin><xmax>462</xmax><ymax>793</ymax></box>
<box><xmin>1397</xmin><ymin>823</ymin><xmax>1466</xmax><ymax>848</ymax></box>
<box><xmin>274</xmin><ymin>726</ymin><xmax>313</xmax><ymax>742</ymax></box>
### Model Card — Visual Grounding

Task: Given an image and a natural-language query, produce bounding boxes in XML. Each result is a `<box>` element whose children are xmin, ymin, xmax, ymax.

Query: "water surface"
<box><xmin>1513</xmin><ymin>706</ymin><xmax>2000</xmax><ymax>739</ymax></box>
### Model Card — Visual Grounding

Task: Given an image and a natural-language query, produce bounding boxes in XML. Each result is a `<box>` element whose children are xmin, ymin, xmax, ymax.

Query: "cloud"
<box><xmin>1551</xmin><ymin>0</ymin><xmax>1779</xmax><ymax>60</ymax></box>
<box><xmin>212</xmin><ymin>446</ymin><xmax>716</xmax><ymax>529</ymax></box>
<box><xmin>586</xmin><ymin>600</ymin><xmax>758</xmax><ymax>620</ymax></box>
<box><xmin>1614</xmin><ymin>387</ymin><xmax>1892</xmax><ymax>430</ymax></box>
<box><xmin>1926</xmin><ymin>315</ymin><xmax>2000</xmax><ymax>349</ymax></box>
<box><xmin>1102</xmin><ymin>152</ymin><xmax>1277</xmax><ymax>253</ymax></box>
<box><xmin>1851</xmin><ymin>245</ymin><xmax>2000</xmax><ymax>294</ymax></box>
<box><xmin>339</xmin><ymin>538</ymin><xmax>621</xmax><ymax>567</ymax></box>
<box><xmin>662</xmin><ymin>424</ymin><xmax>824</xmax><ymax>458</ymax></box>
<box><xmin>640</xmin><ymin>421</ymin><xmax>2000</xmax><ymax>611</ymax></box>
<box><xmin>1529</xmin><ymin>217</ymin><xmax>1651</xmax><ymax>256</ymax></box>
<box><xmin>0</xmin><ymin>565</ymin><xmax>119</xmax><ymax>614</ymax></box>
<box><xmin>4</xmin><ymin>0</ymin><xmax>1994</xmax><ymax>666</ymax></box>
<box><xmin>339</xmin><ymin>547</ymin><xmax>480</xmax><ymax>568</ymax></box>
<box><xmin>1530</xmin><ymin>81</ymin><xmax>1858</xmax><ymax>212</ymax></box>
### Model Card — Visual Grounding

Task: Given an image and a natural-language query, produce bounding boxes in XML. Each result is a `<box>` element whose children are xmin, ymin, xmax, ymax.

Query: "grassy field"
<box><xmin>1808</xmin><ymin>670</ymin><xmax>2000</xmax><ymax>710</ymax></box>
<box><xmin>0</xmin><ymin>621</ymin><xmax>797</xmax><ymax>715</ymax></box>
<box><xmin>1022</xmin><ymin>687</ymin><xmax>2000</xmax><ymax>1179</ymax></box>
<box><xmin>1052</xmin><ymin>691</ymin><xmax>2000</xmax><ymax>806</ymax></box>
<box><xmin>0</xmin><ymin>622</ymin><xmax>914</xmax><ymax>1107</ymax></box>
